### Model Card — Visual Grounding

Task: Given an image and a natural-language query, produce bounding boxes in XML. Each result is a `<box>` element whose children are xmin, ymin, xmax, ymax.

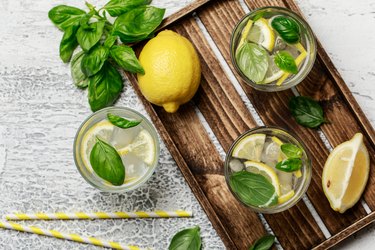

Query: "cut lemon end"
<box><xmin>232</xmin><ymin>134</ymin><xmax>266</xmax><ymax>161</ymax></box>
<box><xmin>245</xmin><ymin>161</ymin><xmax>281</xmax><ymax>196</ymax></box>
<box><xmin>294</xmin><ymin>170</ymin><xmax>302</xmax><ymax>178</ymax></box>
<box><xmin>322</xmin><ymin>133</ymin><xmax>370</xmax><ymax>213</ymax></box>
<box><xmin>271</xmin><ymin>136</ymin><xmax>283</xmax><ymax>146</ymax></box>
<box><xmin>278</xmin><ymin>190</ymin><xmax>295</xmax><ymax>204</ymax></box>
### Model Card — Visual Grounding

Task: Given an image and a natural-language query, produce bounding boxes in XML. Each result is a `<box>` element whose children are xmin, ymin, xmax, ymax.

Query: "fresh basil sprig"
<box><xmin>274</xmin><ymin>51</ymin><xmax>298</xmax><ymax>74</ymax></box>
<box><xmin>48</xmin><ymin>1</ymin><xmax>165</xmax><ymax>112</ymax></box>
<box><xmin>289</xmin><ymin>96</ymin><xmax>326</xmax><ymax>128</ymax></box>
<box><xmin>90</xmin><ymin>136</ymin><xmax>125</xmax><ymax>186</ymax></box>
<box><xmin>229</xmin><ymin>171</ymin><xmax>278</xmax><ymax>207</ymax></box>
<box><xmin>271</xmin><ymin>16</ymin><xmax>300</xmax><ymax>44</ymax></box>
<box><xmin>168</xmin><ymin>226</ymin><xmax>201</xmax><ymax>250</ymax></box>
<box><xmin>281</xmin><ymin>143</ymin><xmax>303</xmax><ymax>158</ymax></box>
<box><xmin>276</xmin><ymin>158</ymin><xmax>302</xmax><ymax>172</ymax></box>
<box><xmin>249</xmin><ymin>235</ymin><xmax>276</xmax><ymax>250</ymax></box>
<box><xmin>107</xmin><ymin>113</ymin><xmax>142</xmax><ymax>129</ymax></box>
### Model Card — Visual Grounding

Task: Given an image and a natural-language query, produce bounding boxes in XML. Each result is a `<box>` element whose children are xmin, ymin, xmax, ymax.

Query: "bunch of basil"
<box><xmin>48</xmin><ymin>0</ymin><xmax>165</xmax><ymax>111</ymax></box>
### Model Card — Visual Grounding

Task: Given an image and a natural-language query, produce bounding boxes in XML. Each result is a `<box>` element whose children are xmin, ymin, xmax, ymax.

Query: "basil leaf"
<box><xmin>90</xmin><ymin>137</ymin><xmax>125</xmax><ymax>186</ymax></box>
<box><xmin>113</xmin><ymin>6</ymin><xmax>165</xmax><ymax>43</ymax></box>
<box><xmin>107</xmin><ymin>113</ymin><xmax>142</xmax><ymax>129</ymax></box>
<box><xmin>235</xmin><ymin>42</ymin><xmax>268</xmax><ymax>83</ymax></box>
<box><xmin>71</xmin><ymin>51</ymin><xmax>88</xmax><ymax>88</ymax></box>
<box><xmin>276</xmin><ymin>158</ymin><xmax>302</xmax><ymax>172</ymax></box>
<box><xmin>59</xmin><ymin>24</ymin><xmax>79</xmax><ymax>63</ymax></box>
<box><xmin>88</xmin><ymin>63</ymin><xmax>123</xmax><ymax>112</ymax></box>
<box><xmin>104</xmin><ymin>0</ymin><xmax>152</xmax><ymax>17</ymax></box>
<box><xmin>289</xmin><ymin>96</ymin><xmax>325</xmax><ymax>128</ymax></box>
<box><xmin>110</xmin><ymin>45</ymin><xmax>144</xmax><ymax>74</ymax></box>
<box><xmin>249</xmin><ymin>235</ymin><xmax>275</xmax><ymax>250</ymax></box>
<box><xmin>229</xmin><ymin>171</ymin><xmax>278</xmax><ymax>207</ymax></box>
<box><xmin>104</xmin><ymin>35</ymin><xmax>118</xmax><ymax>49</ymax></box>
<box><xmin>274</xmin><ymin>51</ymin><xmax>298</xmax><ymax>74</ymax></box>
<box><xmin>48</xmin><ymin>5</ymin><xmax>86</xmax><ymax>31</ymax></box>
<box><xmin>81</xmin><ymin>46</ymin><xmax>109</xmax><ymax>77</ymax></box>
<box><xmin>168</xmin><ymin>226</ymin><xmax>201</xmax><ymax>250</ymax></box>
<box><xmin>271</xmin><ymin>16</ymin><xmax>300</xmax><ymax>44</ymax></box>
<box><xmin>281</xmin><ymin>143</ymin><xmax>303</xmax><ymax>158</ymax></box>
<box><xmin>76</xmin><ymin>21</ymin><xmax>105</xmax><ymax>51</ymax></box>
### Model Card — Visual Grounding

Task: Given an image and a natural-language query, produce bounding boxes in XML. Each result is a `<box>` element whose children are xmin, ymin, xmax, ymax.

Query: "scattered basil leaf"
<box><xmin>110</xmin><ymin>45</ymin><xmax>144</xmax><ymax>74</ymax></box>
<box><xmin>113</xmin><ymin>6</ymin><xmax>165</xmax><ymax>43</ymax></box>
<box><xmin>48</xmin><ymin>5</ymin><xmax>86</xmax><ymax>31</ymax></box>
<box><xmin>281</xmin><ymin>143</ymin><xmax>303</xmax><ymax>158</ymax></box>
<box><xmin>274</xmin><ymin>50</ymin><xmax>298</xmax><ymax>74</ymax></box>
<box><xmin>229</xmin><ymin>171</ymin><xmax>278</xmax><ymax>207</ymax></box>
<box><xmin>104</xmin><ymin>0</ymin><xmax>152</xmax><ymax>17</ymax></box>
<box><xmin>71</xmin><ymin>51</ymin><xmax>89</xmax><ymax>88</ymax></box>
<box><xmin>276</xmin><ymin>158</ymin><xmax>302</xmax><ymax>172</ymax></box>
<box><xmin>88</xmin><ymin>63</ymin><xmax>123</xmax><ymax>112</ymax></box>
<box><xmin>235</xmin><ymin>42</ymin><xmax>268</xmax><ymax>83</ymax></box>
<box><xmin>76</xmin><ymin>21</ymin><xmax>105</xmax><ymax>51</ymax></box>
<box><xmin>59</xmin><ymin>24</ymin><xmax>79</xmax><ymax>63</ymax></box>
<box><xmin>271</xmin><ymin>16</ymin><xmax>300</xmax><ymax>44</ymax></box>
<box><xmin>107</xmin><ymin>113</ymin><xmax>142</xmax><ymax>129</ymax></box>
<box><xmin>289</xmin><ymin>96</ymin><xmax>326</xmax><ymax>128</ymax></box>
<box><xmin>81</xmin><ymin>45</ymin><xmax>109</xmax><ymax>77</ymax></box>
<box><xmin>249</xmin><ymin>235</ymin><xmax>276</xmax><ymax>250</ymax></box>
<box><xmin>90</xmin><ymin>136</ymin><xmax>125</xmax><ymax>186</ymax></box>
<box><xmin>168</xmin><ymin>226</ymin><xmax>201</xmax><ymax>250</ymax></box>
<box><xmin>104</xmin><ymin>35</ymin><xmax>118</xmax><ymax>49</ymax></box>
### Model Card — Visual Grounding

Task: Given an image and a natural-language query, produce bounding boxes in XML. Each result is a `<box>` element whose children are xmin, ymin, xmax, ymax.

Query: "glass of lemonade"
<box><xmin>224</xmin><ymin>127</ymin><xmax>311</xmax><ymax>213</ymax></box>
<box><xmin>230</xmin><ymin>7</ymin><xmax>316</xmax><ymax>91</ymax></box>
<box><xmin>74</xmin><ymin>107</ymin><xmax>160</xmax><ymax>192</ymax></box>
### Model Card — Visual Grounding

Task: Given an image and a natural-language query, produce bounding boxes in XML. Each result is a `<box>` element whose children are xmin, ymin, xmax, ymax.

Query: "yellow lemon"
<box><xmin>137</xmin><ymin>30</ymin><xmax>201</xmax><ymax>113</ymax></box>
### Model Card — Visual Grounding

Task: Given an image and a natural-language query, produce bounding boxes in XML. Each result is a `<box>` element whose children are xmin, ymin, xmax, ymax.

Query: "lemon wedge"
<box><xmin>245</xmin><ymin>161</ymin><xmax>281</xmax><ymax>196</ymax></box>
<box><xmin>247</xmin><ymin>18</ymin><xmax>275</xmax><ymax>52</ymax></box>
<box><xmin>278</xmin><ymin>190</ymin><xmax>295</xmax><ymax>204</ymax></box>
<box><xmin>322</xmin><ymin>133</ymin><xmax>370</xmax><ymax>213</ymax></box>
<box><xmin>232</xmin><ymin>134</ymin><xmax>266</xmax><ymax>161</ymax></box>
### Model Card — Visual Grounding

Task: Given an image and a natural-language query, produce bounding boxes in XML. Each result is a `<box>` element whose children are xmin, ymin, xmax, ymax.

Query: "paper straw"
<box><xmin>4</xmin><ymin>210</ymin><xmax>192</xmax><ymax>221</ymax></box>
<box><xmin>0</xmin><ymin>220</ymin><xmax>143</xmax><ymax>250</ymax></box>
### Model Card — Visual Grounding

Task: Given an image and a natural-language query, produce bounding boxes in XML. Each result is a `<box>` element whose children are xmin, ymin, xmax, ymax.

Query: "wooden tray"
<box><xmin>126</xmin><ymin>0</ymin><xmax>375</xmax><ymax>249</ymax></box>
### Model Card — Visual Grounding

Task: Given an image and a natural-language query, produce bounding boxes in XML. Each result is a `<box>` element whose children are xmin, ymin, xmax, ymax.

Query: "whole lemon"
<box><xmin>137</xmin><ymin>30</ymin><xmax>201</xmax><ymax>113</ymax></box>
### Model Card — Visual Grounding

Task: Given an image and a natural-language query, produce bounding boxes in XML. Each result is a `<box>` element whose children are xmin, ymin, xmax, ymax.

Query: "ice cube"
<box><xmin>277</xmin><ymin>169</ymin><xmax>293</xmax><ymax>195</ymax></box>
<box><xmin>273</xmin><ymin>36</ymin><xmax>287</xmax><ymax>52</ymax></box>
<box><xmin>110</xmin><ymin>125</ymin><xmax>141</xmax><ymax>149</ymax></box>
<box><xmin>261</xmin><ymin>140</ymin><xmax>280</xmax><ymax>167</ymax></box>
<box><xmin>229</xmin><ymin>158</ymin><xmax>244</xmax><ymax>172</ymax></box>
<box><xmin>121</xmin><ymin>152</ymin><xmax>148</xmax><ymax>182</ymax></box>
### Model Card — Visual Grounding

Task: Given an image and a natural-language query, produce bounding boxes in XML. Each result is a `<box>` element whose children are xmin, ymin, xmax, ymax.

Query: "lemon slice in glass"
<box><xmin>232</xmin><ymin>134</ymin><xmax>266</xmax><ymax>161</ymax></box>
<box><xmin>278</xmin><ymin>190</ymin><xmax>295</xmax><ymax>204</ymax></box>
<box><xmin>245</xmin><ymin>161</ymin><xmax>281</xmax><ymax>196</ymax></box>
<box><xmin>238</xmin><ymin>19</ymin><xmax>254</xmax><ymax>49</ymax></box>
<box><xmin>322</xmin><ymin>133</ymin><xmax>370</xmax><ymax>213</ymax></box>
<box><xmin>247</xmin><ymin>18</ymin><xmax>275</xmax><ymax>52</ymax></box>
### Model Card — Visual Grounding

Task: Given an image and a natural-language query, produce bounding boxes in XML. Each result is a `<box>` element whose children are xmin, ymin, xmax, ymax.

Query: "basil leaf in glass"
<box><xmin>274</xmin><ymin>51</ymin><xmax>298</xmax><ymax>74</ymax></box>
<box><xmin>249</xmin><ymin>235</ymin><xmax>275</xmax><ymax>250</ymax></box>
<box><xmin>59</xmin><ymin>24</ymin><xmax>79</xmax><ymax>63</ymax></box>
<box><xmin>107</xmin><ymin>113</ymin><xmax>141</xmax><ymax>129</ymax></box>
<box><xmin>110</xmin><ymin>45</ymin><xmax>144</xmax><ymax>74</ymax></box>
<box><xmin>76</xmin><ymin>21</ymin><xmax>105</xmax><ymax>51</ymax></box>
<box><xmin>104</xmin><ymin>0</ymin><xmax>152</xmax><ymax>17</ymax></box>
<box><xmin>88</xmin><ymin>63</ymin><xmax>123</xmax><ymax>112</ymax></box>
<box><xmin>289</xmin><ymin>96</ymin><xmax>326</xmax><ymax>128</ymax></box>
<box><xmin>276</xmin><ymin>158</ymin><xmax>302</xmax><ymax>172</ymax></box>
<box><xmin>281</xmin><ymin>143</ymin><xmax>303</xmax><ymax>158</ymax></box>
<box><xmin>90</xmin><ymin>136</ymin><xmax>125</xmax><ymax>186</ymax></box>
<box><xmin>48</xmin><ymin>5</ymin><xmax>86</xmax><ymax>31</ymax></box>
<box><xmin>168</xmin><ymin>226</ymin><xmax>201</xmax><ymax>250</ymax></box>
<box><xmin>71</xmin><ymin>51</ymin><xmax>88</xmax><ymax>88</ymax></box>
<box><xmin>81</xmin><ymin>45</ymin><xmax>109</xmax><ymax>77</ymax></box>
<box><xmin>235</xmin><ymin>42</ymin><xmax>268</xmax><ymax>83</ymax></box>
<box><xmin>229</xmin><ymin>171</ymin><xmax>278</xmax><ymax>207</ymax></box>
<box><xmin>113</xmin><ymin>6</ymin><xmax>165</xmax><ymax>43</ymax></box>
<box><xmin>271</xmin><ymin>16</ymin><xmax>300</xmax><ymax>44</ymax></box>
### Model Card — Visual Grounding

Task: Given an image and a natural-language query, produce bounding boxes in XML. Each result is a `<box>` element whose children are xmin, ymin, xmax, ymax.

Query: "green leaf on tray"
<box><xmin>71</xmin><ymin>51</ymin><xmax>89</xmax><ymax>88</ymax></box>
<box><xmin>107</xmin><ymin>113</ymin><xmax>142</xmax><ymax>129</ymax></box>
<box><xmin>48</xmin><ymin>5</ymin><xmax>86</xmax><ymax>31</ymax></box>
<box><xmin>110</xmin><ymin>45</ymin><xmax>145</xmax><ymax>74</ymax></box>
<box><xmin>274</xmin><ymin>50</ymin><xmax>298</xmax><ymax>74</ymax></box>
<box><xmin>249</xmin><ymin>235</ymin><xmax>276</xmax><ymax>250</ymax></box>
<box><xmin>59</xmin><ymin>24</ymin><xmax>79</xmax><ymax>63</ymax></box>
<box><xmin>276</xmin><ymin>158</ymin><xmax>302</xmax><ymax>172</ymax></box>
<box><xmin>289</xmin><ymin>96</ymin><xmax>326</xmax><ymax>128</ymax></box>
<box><xmin>281</xmin><ymin>143</ymin><xmax>303</xmax><ymax>158</ymax></box>
<box><xmin>90</xmin><ymin>136</ymin><xmax>125</xmax><ymax>186</ymax></box>
<box><xmin>104</xmin><ymin>0</ymin><xmax>152</xmax><ymax>17</ymax></box>
<box><xmin>235</xmin><ymin>42</ymin><xmax>269</xmax><ymax>83</ymax></box>
<box><xmin>229</xmin><ymin>171</ymin><xmax>278</xmax><ymax>207</ymax></box>
<box><xmin>168</xmin><ymin>226</ymin><xmax>201</xmax><ymax>250</ymax></box>
<box><xmin>76</xmin><ymin>21</ymin><xmax>105</xmax><ymax>51</ymax></box>
<box><xmin>81</xmin><ymin>45</ymin><xmax>109</xmax><ymax>77</ymax></box>
<box><xmin>271</xmin><ymin>16</ymin><xmax>300</xmax><ymax>44</ymax></box>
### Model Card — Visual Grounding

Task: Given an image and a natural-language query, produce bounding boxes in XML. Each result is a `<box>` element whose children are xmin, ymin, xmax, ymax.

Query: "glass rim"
<box><xmin>73</xmin><ymin>106</ymin><xmax>160</xmax><ymax>193</ymax></box>
<box><xmin>230</xmin><ymin>6</ymin><xmax>317</xmax><ymax>92</ymax></box>
<box><xmin>224</xmin><ymin>126</ymin><xmax>312</xmax><ymax>213</ymax></box>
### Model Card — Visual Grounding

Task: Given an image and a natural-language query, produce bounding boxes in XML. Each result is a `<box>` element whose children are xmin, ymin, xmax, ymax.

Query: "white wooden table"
<box><xmin>0</xmin><ymin>0</ymin><xmax>373</xmax><ymax>249</ymax></box>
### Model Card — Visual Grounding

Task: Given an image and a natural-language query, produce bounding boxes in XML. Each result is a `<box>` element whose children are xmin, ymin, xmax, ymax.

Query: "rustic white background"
<box><xmin>0</xmin><ymin>0</ymin><xmax>373</xmax><ymax>249</ymax></box>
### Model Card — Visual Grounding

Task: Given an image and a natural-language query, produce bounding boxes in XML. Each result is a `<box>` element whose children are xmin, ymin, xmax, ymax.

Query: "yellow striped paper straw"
<box><xmin>4</xmin><ymin>210</ymin><xmax>192</xmax><ymax>221</ymax></box>
<box><xmin>0</xmin><ymin>220</ymin><xmax>143</xmax><ymax>250</ymax></box>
